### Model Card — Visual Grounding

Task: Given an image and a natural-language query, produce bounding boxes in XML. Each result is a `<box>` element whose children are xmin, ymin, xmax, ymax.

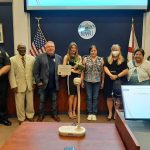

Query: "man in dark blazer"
<box><xmin>33</xmin><ymin>41</ymin><xmax>62</xmax><ymax>122</ymax></box>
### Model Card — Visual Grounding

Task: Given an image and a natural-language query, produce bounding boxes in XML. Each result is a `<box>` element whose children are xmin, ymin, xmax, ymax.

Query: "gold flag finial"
<box><xmin>35</xmin><ymin>17</ymin><xmax>42</xmax><ymax>27</ymax></box>
<box><xmin>132</xmin><ymin>17</ymin><xmax>134</xmax><ymax>24</ymax></box>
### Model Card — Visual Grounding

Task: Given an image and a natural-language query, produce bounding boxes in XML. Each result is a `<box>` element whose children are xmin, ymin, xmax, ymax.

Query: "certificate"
<box><xmin>58</xmin><ymin>65</ymin><xmax>71</xmax><ymax>76</ymax></box>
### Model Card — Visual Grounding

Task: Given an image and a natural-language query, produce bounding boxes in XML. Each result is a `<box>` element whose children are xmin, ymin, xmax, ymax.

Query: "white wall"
<box><xmin>12</xmin><ymin>0</ymin><xmax>31</xmax><ymax>54</ymax></box>
<box><xmin>142</xmin><ymin>12</ymin><xmax>150</xmax><ymax>59</ymax></box>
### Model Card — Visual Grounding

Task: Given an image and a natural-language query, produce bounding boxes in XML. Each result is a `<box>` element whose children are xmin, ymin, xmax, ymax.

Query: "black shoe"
<box><xmin>0</xmin><ymin>119</ymin><xmax>12</xmax><ymax>126</ymax></box>
<box><xmin>107</xmin><ymin>117</ymin><xmax>112</xmax><ymax>121</ymax></box>
<box><xmin>51</xmin><ymin>115</ymin><xmax>60</xmax><ymax>122</ymax></box>
<box><xmin>106</xmin><ymin>115</ymin><xmax>113</xmax><ymax>121</ymax></box>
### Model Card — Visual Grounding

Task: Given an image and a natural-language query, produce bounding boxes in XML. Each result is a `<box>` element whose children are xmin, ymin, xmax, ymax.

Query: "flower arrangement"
<box><xmin>74</xmin><ymin>61</ymin><xmax>83</xmax><ymax>72</ymax></box>
<box><xmin>70</xmin><ymin>56</ymin><xmax>83</xmax><ymax>72</ymax></box>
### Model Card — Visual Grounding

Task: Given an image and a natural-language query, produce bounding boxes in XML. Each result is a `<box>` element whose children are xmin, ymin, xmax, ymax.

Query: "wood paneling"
<box><xmin>7</xmin><ymin>77</ymin><xmax>107</xmax><ymax>115</ymax></box>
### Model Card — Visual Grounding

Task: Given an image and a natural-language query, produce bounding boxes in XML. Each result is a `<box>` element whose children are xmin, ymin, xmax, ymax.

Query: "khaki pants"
<box><xmin>15</xmin><ymin>90</ymin><xmax>34</xmax><ymax>121</ymax></box>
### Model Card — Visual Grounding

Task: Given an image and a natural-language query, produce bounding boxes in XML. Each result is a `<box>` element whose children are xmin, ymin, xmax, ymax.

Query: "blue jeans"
<box><xmin>84</xmin><ymin>81</ymin><xmax>100</xmax><ymax>115</ymax></box>
<box><xmin>38</xmin><ymin>88</ymin><xmax>57</xmax><ymax>116</ymax></box>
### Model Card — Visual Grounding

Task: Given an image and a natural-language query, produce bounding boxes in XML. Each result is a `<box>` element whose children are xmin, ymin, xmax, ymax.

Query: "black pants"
<box><xmin>0</xmin><ymin>80</ymin><xmax>8</xmax><ymax>121</ymax></box>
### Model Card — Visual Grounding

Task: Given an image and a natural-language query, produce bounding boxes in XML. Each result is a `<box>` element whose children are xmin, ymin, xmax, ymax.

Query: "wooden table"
<box><xmin>0</xmin><ymin>122</ymin><xmax>126</xmax><ymax>150</ymax></box>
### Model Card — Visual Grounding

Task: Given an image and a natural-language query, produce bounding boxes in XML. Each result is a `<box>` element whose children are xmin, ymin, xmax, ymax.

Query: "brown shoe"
<box><xmin>37</xmin><ymin>115</ymin><xmax>44</xmax><ymax>122</ymax></box>
<box><xmin>72</xmin><ymin>111</ymin><xmax>77</xmax><ymax>119</ymax></box>
<box><xmin>51</xmin><ymin>115</ymin><xmax>60</xmax><ymax>122</ymax></box>
<box><xmin>26</xmin><ymin>118</ymin><xmax>34</xmax><ymax>122</ymax></box>
<box><xmin>19</xmin><ymin>121</ymin><xmax>24</xmax><ymax>125</ymax></box>
<box><xmin>68</xmin><ymin>111</ymin><xmax>73</xmax><ymax>119</ymax></box>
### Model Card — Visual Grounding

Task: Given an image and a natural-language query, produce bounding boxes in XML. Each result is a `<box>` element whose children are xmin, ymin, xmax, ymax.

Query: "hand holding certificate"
<box><xmin>58</xmin><ymin>65</ymin><xmax>71</xmax><ymax>76</ymax></box>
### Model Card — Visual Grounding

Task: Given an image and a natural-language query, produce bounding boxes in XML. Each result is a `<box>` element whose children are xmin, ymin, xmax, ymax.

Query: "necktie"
<box><xmin>22</xmin><ymin>56</ymin><xmax>25</xmax><ymax>68</ymax></box>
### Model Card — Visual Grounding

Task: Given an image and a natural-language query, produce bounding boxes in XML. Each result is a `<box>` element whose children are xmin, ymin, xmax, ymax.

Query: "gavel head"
<box><xmin>73</xmin><ymin>77</ymin><xmax>81</xmax><ymax>85</ymax></box>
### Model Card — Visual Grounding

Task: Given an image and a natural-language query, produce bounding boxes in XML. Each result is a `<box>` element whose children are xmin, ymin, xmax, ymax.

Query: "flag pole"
<box><xmin>128</xmin><ymin>17</ymin><xmax>139</xmax><ymax>61</ymax></box>
<box><xmin>132</xmin><ymin>17</ymin><xmax>134</xmax><ymax>24</ymax></box>
<box><xmin>132</xmin><ymin>18</ymin><xmax>134</xmax><ymax>52</ymax></box>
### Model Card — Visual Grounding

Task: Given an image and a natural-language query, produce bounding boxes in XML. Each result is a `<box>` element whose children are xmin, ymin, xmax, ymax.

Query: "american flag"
<box><xmin>29</xmin><ymin>26</ymin><xmax>47</xmax><ymax>57</ymax></box>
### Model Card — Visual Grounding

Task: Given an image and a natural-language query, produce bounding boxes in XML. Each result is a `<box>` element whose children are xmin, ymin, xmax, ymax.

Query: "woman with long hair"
<box><xmin>63</xmin><ymin>42</ymin><xmax>82</xmax><ymax>119</ymax></box>
<box><xmin>104</xmin><ymin>44</ymin><xmax>128</xmax><ymax>120</ymax></box>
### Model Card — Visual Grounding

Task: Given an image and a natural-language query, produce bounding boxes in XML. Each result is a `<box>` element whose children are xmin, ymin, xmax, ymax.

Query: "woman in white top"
<box><xmin>128</xmin><ymin>48</ymin><xmax>150</xmax><ymax>85</ymax></box>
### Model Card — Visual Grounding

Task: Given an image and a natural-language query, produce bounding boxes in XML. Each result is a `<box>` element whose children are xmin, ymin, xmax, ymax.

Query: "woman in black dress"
<box><xmin>104</xmin><ymin>44</ymin><xmax>128</xmax><ymax>120</ymax></box>
<box><xmin>63</xmin><ymin>42</ymin><xmax>82</xmax><ymax>119</ymax></box>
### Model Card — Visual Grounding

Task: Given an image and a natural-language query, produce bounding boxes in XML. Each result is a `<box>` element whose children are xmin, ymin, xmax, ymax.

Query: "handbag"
<box><xmin>112</xmin><ymin>79</ymin><xmax>122</xmax><ymax>97</ymax></box>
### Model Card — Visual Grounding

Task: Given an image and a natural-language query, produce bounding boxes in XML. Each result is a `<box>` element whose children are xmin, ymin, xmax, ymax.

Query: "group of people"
<box><xmin>0</xmin><ymin>41</ymin><xmax>62</xmax><ymax>126</ymax></box>
<box><xmin>0</xmin><ymin>41</ymin><xmax>150</xmax><ymax>126</ymax></box>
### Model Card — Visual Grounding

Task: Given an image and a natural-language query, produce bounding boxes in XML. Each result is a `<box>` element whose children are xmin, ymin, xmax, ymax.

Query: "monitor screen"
<box><xmin>25</xmin><ymin>0</ymin><xmax>148</xmax><ymax>10</ymax></box>
<box><xmin>121</xmin><ymin>85</ymin><xmax>150</xmax><ymax>120</ymax></box>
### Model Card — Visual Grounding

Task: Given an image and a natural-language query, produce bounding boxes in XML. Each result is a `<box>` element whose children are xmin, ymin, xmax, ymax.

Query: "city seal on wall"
<box><xmin>78</xmin><ymin>21</ymin><xmax>96</xmax><ymax>39</ymax></box>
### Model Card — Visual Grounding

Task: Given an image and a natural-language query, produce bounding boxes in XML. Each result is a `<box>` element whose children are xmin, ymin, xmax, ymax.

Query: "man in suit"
<box><xmin>33</xmin><ymin>41</ymin><xmax>62</xmax><ymax>122</ymax></box>
<box><xmin>9</xmin><ymin>44</ymin><xmax>35</xmax><ymax>125</ymax></box>
<box><xmin>0</xmin><ymin>48</ymin><xmax>12</xmax><ymax>126</ymax></box>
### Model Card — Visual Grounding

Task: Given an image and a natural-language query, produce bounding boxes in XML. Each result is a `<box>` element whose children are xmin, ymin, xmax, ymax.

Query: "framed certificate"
<box><xmin>58</xmin><ymin>65</ymin><xmax>71</xmax><ymax>76</ymax></box>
